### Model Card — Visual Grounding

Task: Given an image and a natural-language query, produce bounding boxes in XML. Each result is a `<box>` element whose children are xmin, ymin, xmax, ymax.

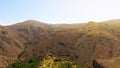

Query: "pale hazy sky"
<box><xmin>0</xmin><ymin>0</ymin><xmax>120</xmax><ymax>25</ymax></box>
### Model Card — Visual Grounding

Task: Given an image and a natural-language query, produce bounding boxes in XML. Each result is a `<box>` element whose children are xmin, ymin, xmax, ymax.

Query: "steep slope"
<box><xmin>95</xmin><ymin>57</ymin><xmax>120</xmax><ymax>68</ymax></box>
<box><xmin>10</xmin><ymin>20</ymin><xmax>52</xmax><ymax>57</ymax></box>
<box><xmin>0</xmin><ymin>20</ymin><xmax>120</xmax><ymax>68</ymax></box>
<box><xmin>0</xmin><ymin>25</ymin><xmax>25</xmax><ymax>67</ymax></box>
<box><xmin>0</xmin><ymin>20</ymin><xmax>51</xmax><ymax>67</ymax></box>
<box><xmin>21</xmin><ymin>23</ymin><xmax>84</xmax><ymax>62</ymax></box>
<box><xmin>74</xmin><ymin>22</ymin><xmax>120</xmax><ymax>67</ymax></box>
<box><xmin>19</xmin><ymin>21</ymin><xmax>120</xmax><ymax>68</ymax></box>
<box><xmin>9</xmin><ymin>20</ymin><xmax>50</xmax><ymax>40</ymax></box>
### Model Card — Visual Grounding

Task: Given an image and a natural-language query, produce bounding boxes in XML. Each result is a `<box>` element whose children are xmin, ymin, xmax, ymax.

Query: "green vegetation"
<box><xmin>76</xmin><ymin>64</ymin><xmax>84</xmax><ymax>68</ymax></box>
<box><xmin>8</xmin><ymin>56</ymin><xmax>43</xmax><ymax>68</ymax></box>
<box><xmin>8</xmin><ymin>55</ymin><xmax>84</xmax><ymax>68</ymax></box>
<box><xmin>39</xmin><ymin>56</ymin><xmax>84</xmax><ymax>68</ymax></box>
<box><xmin>57</xmin><ymin>62</ymin><xmax>72</xmax><ymax>68</ymax></box>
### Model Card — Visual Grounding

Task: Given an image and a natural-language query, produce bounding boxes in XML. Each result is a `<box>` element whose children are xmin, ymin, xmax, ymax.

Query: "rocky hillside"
<box><xmin>0</xmin><ymin>19</ymin><xmax>120</xmax><ymax>68</ymax></box>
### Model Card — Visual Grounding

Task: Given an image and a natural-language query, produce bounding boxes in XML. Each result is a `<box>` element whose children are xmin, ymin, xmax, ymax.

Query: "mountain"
<box><xmin>0</xmin><ymin>19</ymin><xmax>120</xmax><ymax>68</ymax></box>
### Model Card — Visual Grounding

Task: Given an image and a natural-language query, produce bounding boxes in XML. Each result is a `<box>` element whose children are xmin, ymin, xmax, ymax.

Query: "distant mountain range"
<box><xmin>0</xmin><ymin>19</ymin><xmax>120</xmax><ymax>68</ymax></box>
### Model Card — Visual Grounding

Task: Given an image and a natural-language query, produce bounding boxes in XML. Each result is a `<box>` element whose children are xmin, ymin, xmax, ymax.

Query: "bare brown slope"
<box><xmin>0</xmin><ymin>25</ymin><xmax>25</xmax><ymax>67</ymax></box>
<box><xmin>9</xmin><ymin>20</ymin><xmax>50</xmax><ymax>40</ymax></box>
<box><xmin>1</xmin><ymin>20</ymin><xmax>120</xmax><ymax>68</ymax></box>
<box><xmin>0</xmin><ymin>20</ymin><xmax>50</xmax><ymax>67</ymax></box>
<box><xmin>23</xmin><ymin>24</ymin><xmax>84</xmax><ymax>59</ymax></box>
<box><xmin>21</xmin><ymin>21</ymin><xmax>120</xmax><ymax>68</ymax></box>
<box><xmin>23</xmin><ymin>21</ymin><xmax>120</xmax><ymax>68</ymax></box>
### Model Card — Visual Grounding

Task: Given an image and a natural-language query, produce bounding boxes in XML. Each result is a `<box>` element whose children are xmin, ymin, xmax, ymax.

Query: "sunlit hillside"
<box><xmin>0</xmin><ymin>20</ymin><xmax>120</xmax><ymax>68</ymax></box>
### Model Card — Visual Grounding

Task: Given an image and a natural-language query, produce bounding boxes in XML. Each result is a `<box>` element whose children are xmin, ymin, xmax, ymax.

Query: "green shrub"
<box><xmin>8</xmin><ymin>56</ymin><xmax>43</xmax><ymax>68</ymax></box>
<box><xmin>58</xmin><ymin>62</ymin><xmax>72</xmax><ymax>68</ymax></box>
<box><xmin>76</xmin><ymin>64</ymin><xmax>84</xmax><ymax>68</ymax></box>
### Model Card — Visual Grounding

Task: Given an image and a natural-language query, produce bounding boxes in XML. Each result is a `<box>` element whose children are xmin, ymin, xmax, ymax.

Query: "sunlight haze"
<box><xmin>0</xmin><ymin>0</ymin><xmax>120</xmax><ymax>25</ymax></box>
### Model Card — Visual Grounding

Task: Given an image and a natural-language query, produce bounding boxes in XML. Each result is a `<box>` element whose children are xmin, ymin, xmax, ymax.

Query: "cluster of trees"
<box><xmin>39</xmin><ymin>56</ymin><xmax>84</xmax><ymax>68</ymax></box>
<box><xmin>8</xmin><ymin>56</ymin><xmax>43</xmax><ymax>68</ymax></box>
<box><xmin>8</xmin><ymin>56</ymin><xmax>84</xmax><ymax>68</ymax></box>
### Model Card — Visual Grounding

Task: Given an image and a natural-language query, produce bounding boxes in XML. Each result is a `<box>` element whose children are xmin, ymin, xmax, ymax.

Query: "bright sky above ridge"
<box><xmin>0</xmin><ymin>0</ymin><xmax>120</xmax><ymax>25</ymax></box>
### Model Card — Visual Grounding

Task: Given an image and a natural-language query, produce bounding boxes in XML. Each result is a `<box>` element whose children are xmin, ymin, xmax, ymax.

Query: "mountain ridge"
<box><xmin>0</xmin><ymin>19</ymin><xmax>120</xmax><ymax>68</ymax></box>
